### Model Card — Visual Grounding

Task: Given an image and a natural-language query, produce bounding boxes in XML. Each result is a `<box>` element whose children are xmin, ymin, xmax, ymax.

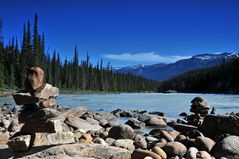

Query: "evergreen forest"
<box><xmin>0</xmin><ymin>15</ymin><xmax>159</xmax><ymax>92</ymax></box>
<box><xmin>158</xmin><ymin>58</ymin><xmax>239</xmax><ymax>94</ymax></box>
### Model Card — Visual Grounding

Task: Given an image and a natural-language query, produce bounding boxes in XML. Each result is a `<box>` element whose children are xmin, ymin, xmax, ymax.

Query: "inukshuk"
<box><xmin>8</xmin><ymin>67</ymin><xmax>74</xmax><ymax>151</ymax></box>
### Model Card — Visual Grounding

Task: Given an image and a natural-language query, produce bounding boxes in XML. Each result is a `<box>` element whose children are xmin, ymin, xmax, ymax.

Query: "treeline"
<box><xmin>158</xmin><ymin>58</ymin><xmax>239</xmax><ymax>94</ymax></box>
<box><xmin>0</xmin><ymin>15</ymin><xmax>159</xmax><ymax>92</ymax></box>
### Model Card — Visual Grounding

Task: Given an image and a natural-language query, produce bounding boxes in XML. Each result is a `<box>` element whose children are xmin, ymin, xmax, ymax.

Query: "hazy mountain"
<box><xmin>114</xmin><ymin>52</ymin><xmax>239</xmax><ymax>81</ymax></box>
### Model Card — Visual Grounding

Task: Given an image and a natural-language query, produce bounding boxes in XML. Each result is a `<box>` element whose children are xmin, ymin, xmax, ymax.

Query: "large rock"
<box><xmin>20</xmin><ymin>119</ymin><xmax>63</xmax><ymax>133</ymax></box>
<box><xmin>94</xmin><ymin>112</ymin><xmax>116</xmax><ymax>122</ymax></box>
<box><xmin>8</xmin><ymin>135</ymin><xmax>31</xmax><ymax>151</ymax></box>
<box><xmin>194</xmin><ymin>137</ymin><xmax>215</xmax><ymax>152</ymax></box>
<box><xmin>125</xmin><ymin>118</ymin><xmax>145</xmax><ymax>129</ymax></box>
<box><xmin>200</xmin><ymin>115</ymin><xmax>239</xmax><ymax>137</ymax></box>
<box><xmin>190</xmin><ymin>97</ymin><xmax>210</xmax><ymax>115</ymax></box>
<box><xmin>113</xmin><ymin>139</ymin><xmax>135</xmax><ymax>152</ymax></box>
<box><xmin>3</xmin><ymin>143</ymin><xmax>131</xmax><ymax>159</ymax></box>
<box><xmin>146</xmin><ymin>116</ymin><xmax>167</xmax><ymax>127</ymax></box>
<box><xmin>34</xmin><ymin>131</ymin><xmax>75</xmax><ymax>146</ymax></box>
<box><xmin>133</xmin><ymin>134</ymin><xmax>147</xmax><ymax>149</ymax></box>
<box><xmin>64</xmin><ymin>115</ymin><xmax>102</xmax><ymax>132</ymax></box>
<box><xmin>108</xmin><ymin>124</ymin><xmax>135</xmax><ymax>140</ymax></box>
<box><xmin>18</xmin><ymin>108</ymin><xmax>60</xmax><ymax>123</ymax></box>
<box><xmin>214</xmin><ymin>135</ymin><xmax>239</xmax><ymax>159</ymax></box>
<box><xmin>12</xmin><ymin>83</ymin><xmax>59</xmax><ymax>105</ymax></box>
<box><xmin>186</xmin><ymin>147</ymin><xmax>198</xmax><ymax>159</ymax></box>
<box><xmin>163</xmin><ymin>142</ymin><xmax>187</xmax><ymax>157</ymax></box>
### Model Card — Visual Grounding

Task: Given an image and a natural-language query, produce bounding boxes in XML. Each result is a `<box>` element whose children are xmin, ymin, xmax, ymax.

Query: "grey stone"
<box><xmin>8</xmin><ymin>135</ymin><xmax>31</xmax><ymax>151</ymax></box>
<box><xmin>112</xmin><ymin>139</ymin><xmax>135</xmax><ymax>152</ymax></box>
<box><xmin>108</xmin><ymin>124</ymin><xmax>135</xmax><ymax>140</ymax></box>
<box><xmin>214</xmin><ymin>135</ymin><xmax>239</xmax><ymax>159</ymax></box>
<box><xmin>125</xmin><ymin>118</ymin><xmax>145</xmax><ymax>129</ymax></box>
<box><xmin>5</xmin><ymin>143</ymin><xmax>131</xmax><ymax>159</ymax></box>
<box><xmin>65</xmin><ymin>115</ymin><xmax>102</xmax><ymax>132</ymax></box>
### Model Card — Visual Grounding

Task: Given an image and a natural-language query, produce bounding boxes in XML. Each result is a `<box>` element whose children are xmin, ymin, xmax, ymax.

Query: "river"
<box><xmin>1</xmin><ymin>93</ymin><xmax>239</xmax><ymax>119</ymax></box>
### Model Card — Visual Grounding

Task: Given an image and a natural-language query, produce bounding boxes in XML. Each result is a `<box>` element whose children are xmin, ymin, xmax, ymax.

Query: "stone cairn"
<box><xmin>187</xmin><ymin>96</ymin><xmax>210</xmax><ymax>126</ymax></box>
<box><xmin>8</xmin><ymin>67</ymin><xmax>74</xmax><ymax>151</ymax></box>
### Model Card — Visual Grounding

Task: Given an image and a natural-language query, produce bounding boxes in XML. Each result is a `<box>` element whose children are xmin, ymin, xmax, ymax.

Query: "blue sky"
<box><xmin>0</xmin><ymin>0</ymin><xmax>239</xmax><ymax>67</ymax></box>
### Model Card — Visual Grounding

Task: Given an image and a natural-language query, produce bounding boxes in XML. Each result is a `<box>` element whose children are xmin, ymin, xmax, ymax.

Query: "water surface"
<box><xmin>1</xmin><ymin>93</ymin><xmax>238</xmax><ymax>118</ymax></box>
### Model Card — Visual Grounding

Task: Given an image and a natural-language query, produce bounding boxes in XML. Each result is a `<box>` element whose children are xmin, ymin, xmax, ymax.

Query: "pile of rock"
<box><xmin>8</xmin><ymin>67</ymin><xmax>75</xmax><ymax>151</ymax></box>
<box><xmin>190</xmin><ymin>96</ymin><xmax>210</xmax><ymax>116</ymax></box>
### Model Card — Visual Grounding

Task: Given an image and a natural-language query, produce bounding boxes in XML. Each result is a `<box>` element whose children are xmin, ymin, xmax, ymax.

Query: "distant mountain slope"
<box><xmin>114</xmin><ymin>52</ymin><xmax>239</xmax><ymax>81</ymax></box>
<box><xmin>158</xmin><ymin>58</ymin><xmax>239</xmax><ymax>94</ymax></box>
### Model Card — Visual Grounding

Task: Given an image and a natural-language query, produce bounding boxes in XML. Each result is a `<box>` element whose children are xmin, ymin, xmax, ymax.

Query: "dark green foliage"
<box><xmin>158</xmin><ymin>58</ymin><xmax>239</xmax><ymax>94</ymax></box>
<box><xmin>0</xmin><ymin>16</ymin><xmax>159</xmax><ymax>92</ymax></box>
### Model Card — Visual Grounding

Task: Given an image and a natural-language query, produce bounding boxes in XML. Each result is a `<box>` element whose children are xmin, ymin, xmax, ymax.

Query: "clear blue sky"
<box><xmin>0</xmin><ymin>0</ymin><xmax>239</xmax><ymax>67</ymax></box>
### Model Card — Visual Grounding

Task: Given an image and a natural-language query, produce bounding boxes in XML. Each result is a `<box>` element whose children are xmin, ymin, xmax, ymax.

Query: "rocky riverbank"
<box><xmin>0</xmin><ymin>96</ymin><xmax>239</xmax><ymax>159</ymax></box>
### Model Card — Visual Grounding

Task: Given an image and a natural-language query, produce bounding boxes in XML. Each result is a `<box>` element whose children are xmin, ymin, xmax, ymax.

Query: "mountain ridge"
<box><xmin>114</xmin><ymin>52</ymin><xmax>239</xmax><ymax>81</ymax></box>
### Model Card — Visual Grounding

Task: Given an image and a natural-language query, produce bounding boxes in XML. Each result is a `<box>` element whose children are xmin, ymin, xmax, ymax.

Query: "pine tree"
<box><xmin>73</xmin><ymin>45</ymin><xmax>79</xmax><ymax>90</ymax></box>
<box><xmin>0</xmin><ymin>19</ymin><xmax>4</xmax><ymax>87</ymax></box>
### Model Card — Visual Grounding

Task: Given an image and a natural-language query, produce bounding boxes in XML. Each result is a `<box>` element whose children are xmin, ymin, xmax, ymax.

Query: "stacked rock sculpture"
<box><xmin>8</xmin><ymin>67</ymin><xmax>74</xmax><ymax>151</ymax></box>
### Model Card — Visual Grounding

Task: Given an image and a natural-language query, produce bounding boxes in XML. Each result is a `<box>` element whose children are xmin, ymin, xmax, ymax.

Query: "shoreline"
<box><xmin>1</xmin><ymin>96</ymin><xmax>239</xmax><ymax>158</ymax></box>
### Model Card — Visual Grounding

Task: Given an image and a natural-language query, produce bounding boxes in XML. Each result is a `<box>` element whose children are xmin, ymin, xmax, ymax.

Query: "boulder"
<box><xmin>0</xmin><ymin>132</ymin><xmax>10</xmax><ymax>144</ymax></box>
<box><xmin>131</xmin><ymin>149</ymin><xmax>162</xmax><ymax>159</ymax></box>
<box><xmin>191</xmin><ymin>96</ymin><xmax>209</xmax><ymax>108</ymax></box>
<box><xmin>133</xmin><ymin>134</ymin><xmax>147</xmax><ymax>149</ymax></box>
<box><xmin>190</xmin><ymin>97</ymin><xmax>210</xmax><ymax>115</ymax></box>
<box><xmin>8</xmin><ymin>135</ymin><xmax>31</xmax><ymax>151</ymax></box>
<box><xmin>20</xmin><ymin>119</ymin><xmax>63</xmax><ymax>133</ymax></box>
<box><xmin>146</xmin><ymin>116</ymin><xmax>167</xmax><ymax>127</ymax></box>
<box><xmin>152</xmin><ymin>147</ymin><xmax>167</xmax><ymax>159</ymax></box>
<box><xmin>94</xmin><ymin>112</ymin><xmax>116</xmax><ymax>122</ymax></box>
<box><xmin>125</xmin><ymin>118</ymin><xmax>145</xmax><ymax>129</ymax></box>
<box><xmin>163</xmin><ymin>142</ymin><xmax>187</xmax><ymax>157</ymax></box>
<box><xmin>64</xmin><ymin>115</ymin><xmax>102</xmax><ymax>132</ymax></box>
<box><xmin>34</xmin><ymin>131</ymin><xmax>75</xmax><ymax>146</ymax></box>
<box><xmin>113</xmin><ymin>139</ymin><xmax>135</xmax><ymax>152</ymax></box>
<box><xmin>186</xmin><ymin>147</ymin><xmax>198</xmax><ymax>159</ymax></box>
<box><xmin>18</xmin><ymin>108</ymin><xmax>60</xmax><ymax>123</ymax></box>
<box><xmin>194</xmin><ymin>137</ymin><xmax>215</xmax><ymax>152</ymax></box>
<box><xmin>12</xmin><ymin>83</ymin><xmax>59</xmax><ymax>105</ymax></box>
<box><xmin>4</xmin><ymin>143</ymin><xmax>131</xmax><ymax>159</ymax></box>
<box><xmin>200</xmin><ymin>115</ymin><xmax>239</xmax><ymax>138</ymax></box>
<box><xmin>214</xmin><ymin>135</ymin><xmax>239</xmax><ymax>159</ymax></box>
<box><xmin>108</xmin><ymin>124</ymin><xmax>135</xmax><ymax>140</ymax></box>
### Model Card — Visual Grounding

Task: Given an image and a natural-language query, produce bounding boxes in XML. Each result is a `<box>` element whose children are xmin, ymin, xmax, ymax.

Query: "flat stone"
<box><xmin>8</xmin><ymin>135</ymin><xmax>31</xmax><ymax>151</ymax></box>
<box><xmin>6</xmin><ymin>143</ymin><xmax>131</xmax><ymax>159</ymax></box>
<box><xmin>19</xmin><ymin>108</ymin><xmax>60</xmax><ymax>123</ymax></box>
<box><xmin>65</xmin><ymin>115</ymin><xmax>102</xmax><ymax>132</ymax></box>
<box><xmin>12</xmin><ymin>83</ymin><xmax>59</xmax><ymax>105</ymax></box>
<box><xmin>34</xmin><ymin>83</ymin><xmax>59</xmax><ymax>99</ymax></box>
<box><xmin>34</xmin><ymin>131</ymin><xmax>75</xmax><ymax>146</ymax></box>
<box><xmin>21</xmin><ymin>119</ymin><xmax>63</xmax><ymax>133</ymax></box>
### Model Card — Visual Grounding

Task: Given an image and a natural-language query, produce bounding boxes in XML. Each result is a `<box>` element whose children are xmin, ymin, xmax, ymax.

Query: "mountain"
<box><xmin>114</xmin><ymin>52</ymin><xmax>239</xmax><ymax>81</ymax></box>
<box><xmin>158</xmin><ymin>58</ymin><xmax>239</xmax><ymax>94</ymax></box>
